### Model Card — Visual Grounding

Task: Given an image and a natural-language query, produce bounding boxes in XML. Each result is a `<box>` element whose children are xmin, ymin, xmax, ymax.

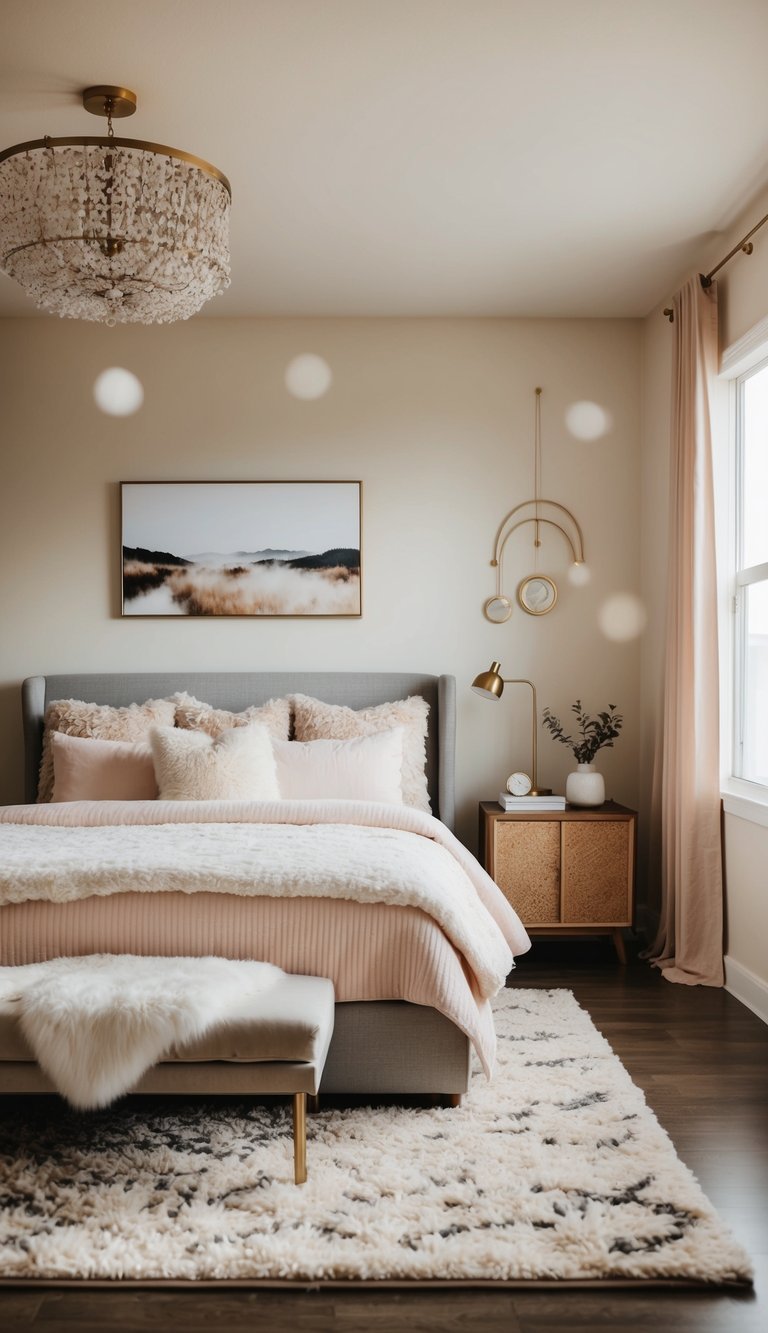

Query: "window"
<box><xmin>734</xmin><ymin>358</ymin><xmax>768</xmax><ymax>789</ymax></box>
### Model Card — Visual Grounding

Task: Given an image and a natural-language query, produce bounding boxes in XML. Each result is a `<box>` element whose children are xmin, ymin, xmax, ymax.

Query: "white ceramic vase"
<box><xmin>565</xmin><ymin>762</ymin><xmax>605</xmax><ymax>807</ymax></box>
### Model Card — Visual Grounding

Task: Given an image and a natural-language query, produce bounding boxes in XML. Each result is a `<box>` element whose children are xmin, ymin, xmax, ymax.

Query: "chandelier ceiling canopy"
<box><xmin>0</xmin><ymin>85</ymin><xmax>231</xmax><ymax>325</ymax></box>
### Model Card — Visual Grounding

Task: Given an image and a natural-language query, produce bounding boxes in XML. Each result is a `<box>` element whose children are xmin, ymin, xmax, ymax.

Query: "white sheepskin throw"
<box><xmin>149</xmin><ymin>723</ymin><xmax>280</xmax><ymax>801</ymax></box>
<box><xmin>0</xmin><ymin>955</ymin><xmax>283</xmax><ymax>1109</ymax></box>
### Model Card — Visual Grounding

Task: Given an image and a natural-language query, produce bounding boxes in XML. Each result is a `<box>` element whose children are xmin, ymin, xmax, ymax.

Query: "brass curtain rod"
<box><xmin>662</xmin><ymin>207</ymin><xmax>768</xmax><ymax>321</ymax></box>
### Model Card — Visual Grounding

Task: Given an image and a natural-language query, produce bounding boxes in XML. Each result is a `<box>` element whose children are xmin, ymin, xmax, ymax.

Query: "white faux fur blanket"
<box><xmin>0</xmin><ymin>955</ymin><xmax>283</xmax><ymax>1109</ymax></box>
<box><xmin>0</xmin><ymin>801</ymin><xmax>529</xmax><ymax>999</ymax></box>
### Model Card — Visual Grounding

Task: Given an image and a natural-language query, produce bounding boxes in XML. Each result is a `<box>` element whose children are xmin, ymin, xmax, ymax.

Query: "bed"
<box><xmin>0</xmin><ymin>671</ymin><xmax>528</xmax><ymax>1098</ymax></box>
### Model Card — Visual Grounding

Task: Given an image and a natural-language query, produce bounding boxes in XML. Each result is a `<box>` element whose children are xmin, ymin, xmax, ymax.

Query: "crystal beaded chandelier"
<box><xmin>0</xmin><ymin>86</ymin><xmax>231</xmax><ymax>325</ymax></box>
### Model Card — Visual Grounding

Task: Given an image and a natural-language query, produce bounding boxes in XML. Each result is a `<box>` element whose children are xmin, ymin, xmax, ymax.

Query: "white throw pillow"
<box><xmin>149</xmin><ymin>723</ymin><xmax>280</xmax><ymax>801</ymax></box>
<box><xmin>291</xmin><ymin>693</ymin><xmax>431</xmax><ymax>811</ymax></box>
<box><xmin>272</xmin><ymin>729</ymin><xmax>404</xmax><ymax>803</ymax></box>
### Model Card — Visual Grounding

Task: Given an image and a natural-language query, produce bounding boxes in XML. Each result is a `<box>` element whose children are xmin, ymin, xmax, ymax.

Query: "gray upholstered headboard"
<box><xmin>22</xmin><ymin>672</ymin><xmax>456</xmax><ymax>829</ymax></box>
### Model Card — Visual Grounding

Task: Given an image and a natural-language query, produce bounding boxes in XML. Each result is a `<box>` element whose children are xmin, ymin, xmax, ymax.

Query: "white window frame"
<box><xmin>719</xmin><ymin>326</ymin><xmax>768</xmax><ymax>823</ymax></box>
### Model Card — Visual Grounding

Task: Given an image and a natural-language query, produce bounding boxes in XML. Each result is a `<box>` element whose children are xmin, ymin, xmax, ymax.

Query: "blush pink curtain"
<box><xmin>649</xmin><ymin>275</ymin><xmax>724</xmax><ymax>986</ymax></box>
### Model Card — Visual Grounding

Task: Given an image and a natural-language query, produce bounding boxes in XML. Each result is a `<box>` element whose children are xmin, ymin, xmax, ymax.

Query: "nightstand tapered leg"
<box><xmin>612</xmin><ymin>929</ymin><xmax>627</xmax><ymax>965</ymax></box>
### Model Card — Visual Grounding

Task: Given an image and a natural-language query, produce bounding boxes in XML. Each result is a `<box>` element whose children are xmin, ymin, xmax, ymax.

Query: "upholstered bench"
<box><xmin>172</xmin><ymin>971</ymin><xmax>335</xmax><ymax>1184</ymax></box>
<box><xmin>0</xmin><ymin>972</ymin><xmax>336</xmax><ymax>1186</ymax></box>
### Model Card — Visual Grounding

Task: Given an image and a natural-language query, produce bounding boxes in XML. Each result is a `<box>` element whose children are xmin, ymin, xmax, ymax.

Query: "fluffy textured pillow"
<box><xmin>149</xmin><ymin>723</ymin><xmax>280</xmax><ymax>801</ymax></box>
<box><xmin>291</xmin><ymin>694</ymin><xmax>431</xmax><ymax>812</ymax></box>
<box><xmin>272</xmin><ymin>729</ymin><xmax>404</xmax><ymax>803</ymax></box>
<box><xmin>37</xmin><ymin>697</ymin><xmax>176</xmax><ymax>803</ymax></box>
<box><xmin>173</xmin><ymin>692</ymin><xmax>291</xmax><ymax>741</ymax></box>
<box><xmin>51</xmin><ymin>732</ymin><xmax>158</xmax><ymax>802</ymax></box>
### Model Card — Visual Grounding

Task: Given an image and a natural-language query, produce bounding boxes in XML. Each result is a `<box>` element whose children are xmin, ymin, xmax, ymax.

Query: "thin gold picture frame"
<box><xmin>120</xmin><ymin>480</ymin><xmax>363</xmax><ymax>619</ymax></box>
<box><xmin>516</xmin><ymin>573</ymin><xmax>558</xmax><ymax>616</ymax></box>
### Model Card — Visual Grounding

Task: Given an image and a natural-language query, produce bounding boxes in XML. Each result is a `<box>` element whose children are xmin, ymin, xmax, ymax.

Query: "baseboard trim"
<box><xmin>724</xmin><ymin>954</ymin><xmax>768</xmax><ymax>1026</ymax></box>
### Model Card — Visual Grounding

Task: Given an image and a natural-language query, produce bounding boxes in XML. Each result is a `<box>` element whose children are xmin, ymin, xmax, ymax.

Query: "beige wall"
<box><xmin>724</xmin><ymin>814</ymin><xmax>768</xmax><ymax>981</ymax></box>
<box><xmin>0</xmin><ymin>316</ymin><xmax>642</xmax><ymax>849</ymax></box>
<box><xmin>640</xmin><ymin>184</ymin><xmax>768</xmax><ymax>1004</ymax></box>
<box><xmin>718</xmin><ymin>183</ymin><xmax>768</xmax><ymax>351</ymax></box>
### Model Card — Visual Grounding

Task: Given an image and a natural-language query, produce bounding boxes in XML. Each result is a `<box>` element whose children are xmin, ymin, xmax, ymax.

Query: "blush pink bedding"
<box><xmin>0</xmin><ymin>798</ymin><xmax>530</xmax><ymax>1075</ymax></box>
<box><xmin>0</xmin><ymin>893</ymin><xmax>498</xmax><ymax>1071</ymax></box>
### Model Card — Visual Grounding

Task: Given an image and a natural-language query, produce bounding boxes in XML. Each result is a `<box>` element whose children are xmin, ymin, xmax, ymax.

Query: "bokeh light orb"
<box><xmin>598</xmin><ymin>592</ymin><xmax>647</xmax><ymax>642</ymax></box>
<box><xmin>565</xmin><ymin>400</ymin><xmax>612</xmax><ymax>441</ymax></box>
<box><xmin>93</xmin><ymin>367</ymin><xmax>144</xmax><ymax>416</ymax></box>
<box><xmin>285</xmin><ymin>354</ymin><xmax>332</xmax><ymax>400</ymax></box>
<box><xmin>567</xmin><ymin>562</ymin><xmax>592</xmax><ymax>587</ymax></box>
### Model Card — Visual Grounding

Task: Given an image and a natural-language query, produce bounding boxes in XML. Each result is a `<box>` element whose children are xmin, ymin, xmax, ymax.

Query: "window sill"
<box><xmin>721</xmin><ymin>783</ymin><xmax>768</xmax><ymax>829</ymax></box>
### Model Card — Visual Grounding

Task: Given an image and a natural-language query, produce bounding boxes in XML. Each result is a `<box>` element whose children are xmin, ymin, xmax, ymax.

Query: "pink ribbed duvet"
<box><xmin>0</xmin><ymin>799</ymin><xmax>530</xmax><ymax>1074</ymax></box>
<box><xmin>0</xmin><ymin>892</ymin><xmax>499</xmax><ymax>1069</ymax></box>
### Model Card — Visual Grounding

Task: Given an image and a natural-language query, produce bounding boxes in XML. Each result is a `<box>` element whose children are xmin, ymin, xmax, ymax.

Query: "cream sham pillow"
<box><xmin>38</xmin><ymin>696</ymin><xmax>176</xmax><ymax>803</ymax></box>
<box><xmin>173</xmin><ymin>692</ymin><xmax>291</xmax><ymax>741</ymax></box>
<box><xmin>291</xmin><ymin>694</ymin><xmax>431</xmax><ymax>812</ymax></box>
<box><xmin>149</xmin><ymin>723</ymin><xmax>280</xmax><ymax>801</ymax></box>
<box><xmin>272</xmin><ymin>729</ymin><xmax>404</xmax><ymax>803</ymax></box>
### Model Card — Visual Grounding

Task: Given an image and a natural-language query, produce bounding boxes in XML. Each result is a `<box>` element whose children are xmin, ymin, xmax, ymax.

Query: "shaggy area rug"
<box><xmin>0</xmin><ymin>989</ymin><xmax>752</xmax><ymax>1285</ymax></box>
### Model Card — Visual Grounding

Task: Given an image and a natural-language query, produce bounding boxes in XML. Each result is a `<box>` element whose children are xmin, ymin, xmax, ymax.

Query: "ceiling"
<box><xmin>2</xmin><ymin>0</ymin><xmax>768</xmax><ymax>318</ymax></box>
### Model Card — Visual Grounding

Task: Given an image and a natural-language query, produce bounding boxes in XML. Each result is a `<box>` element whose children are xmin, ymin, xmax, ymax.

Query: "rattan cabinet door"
<box><xmin>492</xmin><ymin>820</ymin><xmax>560</xmax><ymax>924</ymax></box>
<box><xmin>561</xmin><ymin>821</ymin><xmax>631</xmax><ymax>925</ymax></box>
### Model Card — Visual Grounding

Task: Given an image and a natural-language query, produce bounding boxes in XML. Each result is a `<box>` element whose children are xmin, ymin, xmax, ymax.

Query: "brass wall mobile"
<box><xmin>484</xmin><ymin>387</ymin><xmax>586</xmax><ymax>621</ymax></box>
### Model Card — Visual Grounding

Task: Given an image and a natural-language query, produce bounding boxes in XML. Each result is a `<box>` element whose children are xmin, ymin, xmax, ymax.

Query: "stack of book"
<box><xmin>497</xmin><ymin>792</ymin><xmax>566</xmax><ymax>811</ymax></box>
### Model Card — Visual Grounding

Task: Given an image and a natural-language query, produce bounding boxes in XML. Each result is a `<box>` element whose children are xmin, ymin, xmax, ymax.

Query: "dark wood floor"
<box><xmin>1</xmin><ymin>939</ymin><xmax>766</xmax><ymax>1332</ymax></box>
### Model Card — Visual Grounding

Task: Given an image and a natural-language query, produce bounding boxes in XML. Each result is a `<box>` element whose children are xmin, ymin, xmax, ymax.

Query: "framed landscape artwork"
<box><xmin>121</xmin><ymin>481</ymin><xmax>362</xmax><ymax>617</ymax></box>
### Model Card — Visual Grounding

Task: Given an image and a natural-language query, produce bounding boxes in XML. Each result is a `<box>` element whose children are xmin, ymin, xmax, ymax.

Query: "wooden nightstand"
<box><xmin>479</xmin><ymin>800</ymin><xmax>637</xmax><ymax>963</ymax></box>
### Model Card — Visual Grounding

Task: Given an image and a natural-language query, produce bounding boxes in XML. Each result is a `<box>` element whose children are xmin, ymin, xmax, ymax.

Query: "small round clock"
<box><xmin>506</xmin><ymin>771</ymin><xmax>533</xmax><ymax>797</ymax></box>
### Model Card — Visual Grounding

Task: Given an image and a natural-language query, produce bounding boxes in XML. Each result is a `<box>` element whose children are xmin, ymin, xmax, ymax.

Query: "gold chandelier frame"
<box><xmin>0</xmin><ymin>85</ymin><xmax>231</xmax><ymax>197</ymax></box>
<box><xmin>0</xmin><ymin>85</ymin><xmax>232</xmax><ymax>324</ymax></box>
<box><xmin>0</xmin><ymin>136</ymin><xmax>231</xmax><ymax>197</ymax></box>
<box><xmin>0</xmin><ymin>132</ymin><xmax>230</xmax><ymax>273</ymax></box>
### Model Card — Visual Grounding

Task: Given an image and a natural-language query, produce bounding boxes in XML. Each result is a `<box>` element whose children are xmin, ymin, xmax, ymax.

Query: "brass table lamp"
<box><xmin>471</xmin><ymin>660</ymin><xmax>552</xmax><ymax>796</ymax></box>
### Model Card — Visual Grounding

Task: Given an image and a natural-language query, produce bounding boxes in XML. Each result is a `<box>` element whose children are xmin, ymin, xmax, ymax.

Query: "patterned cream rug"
<box><xmin>0</xmin><ymin>988</ymin><xmax>752</xmax><ymax>1285</ymax></box>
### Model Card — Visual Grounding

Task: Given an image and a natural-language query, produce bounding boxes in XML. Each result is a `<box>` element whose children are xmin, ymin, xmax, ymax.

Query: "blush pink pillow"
<box><xmin>51</xmin><ymin>732</ymin><xmax>158</xmax><ymax>802</ymax></box>
<box><xmin>272</xmin><ymin>729</ymin><xmax>404</xmax><ymax>803</ymax></box>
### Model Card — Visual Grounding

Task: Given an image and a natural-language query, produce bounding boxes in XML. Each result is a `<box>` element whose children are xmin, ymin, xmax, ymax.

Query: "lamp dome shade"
<box><xmin>471</xmin><ymin>662</ymin><xmax>504</xmax><ymax>699</ymax></box>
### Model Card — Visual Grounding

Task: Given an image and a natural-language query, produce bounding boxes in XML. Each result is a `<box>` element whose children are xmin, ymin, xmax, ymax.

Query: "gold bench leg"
<box><xmin>293</xmin><ymin>1092</ymin><xmax>307</xmax><ymax>1185</ymax></box>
